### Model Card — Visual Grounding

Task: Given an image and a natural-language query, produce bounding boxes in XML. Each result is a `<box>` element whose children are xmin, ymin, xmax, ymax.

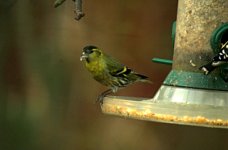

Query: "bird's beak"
<box><xmin>80</xmin><ymin>52</ymin><xmax>88</xmax><ymax>61</ymax></box>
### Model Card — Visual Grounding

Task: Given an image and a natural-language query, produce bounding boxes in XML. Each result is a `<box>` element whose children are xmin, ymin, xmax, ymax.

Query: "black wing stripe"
<box><xmin>113</xmin><ymin>66</ymin><xmax>132</xmax><ymax>77</ymax></box>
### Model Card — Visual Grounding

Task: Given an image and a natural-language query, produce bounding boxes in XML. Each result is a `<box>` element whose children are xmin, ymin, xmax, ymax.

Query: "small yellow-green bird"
<box><xmin>80</xmin><ymin>45</ymin><xmax>152</xmax><ymax>104</ymax></box>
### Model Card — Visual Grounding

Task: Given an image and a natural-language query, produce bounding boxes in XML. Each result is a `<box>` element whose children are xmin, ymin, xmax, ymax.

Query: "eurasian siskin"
<box><xmin>80</xmin><ymin>45</ymin><xmax>151</xmax><ymax>104</ymax></box>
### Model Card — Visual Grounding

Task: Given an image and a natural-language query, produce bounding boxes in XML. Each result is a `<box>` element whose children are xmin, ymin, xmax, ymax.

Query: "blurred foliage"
<box><xmin>1</xmin><ymin>0</ymin><xmax>228</xmax><ymax>150</ymax></box>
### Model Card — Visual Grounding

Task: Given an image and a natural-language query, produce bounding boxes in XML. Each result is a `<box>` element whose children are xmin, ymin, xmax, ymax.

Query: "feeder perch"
<box><xmin>101</xmin><ymin>0</ymin><xmax>228</xmax><ymax>128</ymax></box>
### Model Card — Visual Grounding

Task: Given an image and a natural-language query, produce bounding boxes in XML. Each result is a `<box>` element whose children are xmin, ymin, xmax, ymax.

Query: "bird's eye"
<box><xmin>88</xmin><ymin>49</ymin><xmax>96</xmax><ymax>54</ymax></box>
<box><xmin>84</xmin><ymin>49</ymin><xmax>94</xmax><ymax>54</ymax></box>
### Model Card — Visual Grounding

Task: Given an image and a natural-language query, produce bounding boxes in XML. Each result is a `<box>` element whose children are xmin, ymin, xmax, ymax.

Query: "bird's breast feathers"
<box><xmin>85</xmin><ymin>59</ymin><xmax>106</xmax><ymax>76</ymax></box>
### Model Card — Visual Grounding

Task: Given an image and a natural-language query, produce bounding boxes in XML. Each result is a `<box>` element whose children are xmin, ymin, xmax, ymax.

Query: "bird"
<box><xmin>199</xmin><ymin>41</ymin><xmax>228</xmax><ymax>75</ymax></box>
<box><xmin>80</xmin><ymin>45</ymin><xmax>152</xmax><ymax>104</ymax></box>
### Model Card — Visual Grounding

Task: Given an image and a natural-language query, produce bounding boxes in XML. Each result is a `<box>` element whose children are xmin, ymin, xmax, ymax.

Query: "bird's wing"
<box><xmin>105</xmin><ymin>52</ymin><xmax>150</xmax><ymax>82</ymax></box>
<box><xmin>103</xmin><ymin>54</ymin><xmax>127</xmax><ymax>77</ymax></box>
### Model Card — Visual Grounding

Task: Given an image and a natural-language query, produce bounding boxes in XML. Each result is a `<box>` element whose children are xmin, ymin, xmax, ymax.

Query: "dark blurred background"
<box><xmin>1</xmin><ymin>0</ymin><xmax>228</xmax><ymax>150</ymax></box>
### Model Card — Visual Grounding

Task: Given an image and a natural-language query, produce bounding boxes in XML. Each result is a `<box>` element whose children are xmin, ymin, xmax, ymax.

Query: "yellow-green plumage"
<box><xmin>80</xmin><ymin>45</ymin><xmax>151</xmax><ymax>104</ymax></box>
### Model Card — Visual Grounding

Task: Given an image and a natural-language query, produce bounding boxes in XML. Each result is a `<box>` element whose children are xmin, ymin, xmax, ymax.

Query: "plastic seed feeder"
<box><xmin>101</xmin><ymin>0</ymin><xmax>228</xmax><ymax>128</ymax></box>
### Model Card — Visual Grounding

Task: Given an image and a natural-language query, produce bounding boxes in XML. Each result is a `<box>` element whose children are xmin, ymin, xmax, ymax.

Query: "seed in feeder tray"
<box><xmin>216</xmin><ymin>119</ymin><xmax>223</xmax><ymax>125</ymax></box>
<box><xmin>126</xmin><ymin>108</ymin><xmax>133</xmax><ymax>113</ymax></box>
<box><xmin>142</xmin><ymin>109</ymin><xmax>153</xmax><ymax>117</ymax></box>
<box><xmin>195</xmin><ymin>116</ymin><xmax>207</xmax><ymax>123</ymax></box>
<box><xmin>102</xmin><ymin>104</ymin><xmax>228</xmax><ymax>127</ymax></box>
<box><xmin>164</xmin><ymin>115</ymin><xmax>177</xmax><ymax>121</ymax></box>
<box><xmin>182</xmin><ymin>116</ymin><xmax>193</xmax><ymax>122</ymax></box>
<box><xmin>125</xmin><ymin>108</ymin><xmax>136</xmax><ymax>116</ymax></box>
<box><xmin>143</xmin><ymin>109</ymin><xmax>151</xmax><ymax>115</ymax></box>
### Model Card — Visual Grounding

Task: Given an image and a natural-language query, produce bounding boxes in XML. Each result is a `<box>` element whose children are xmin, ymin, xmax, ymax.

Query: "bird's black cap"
<box><xmin>83</xmin><ymin>45</ymin><xmax>98</xmax><ymax>54</ymax></box>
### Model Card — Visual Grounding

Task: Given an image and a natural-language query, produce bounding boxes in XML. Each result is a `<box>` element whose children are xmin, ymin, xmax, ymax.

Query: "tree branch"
<box><xmin>54</xmin><ymin>0</ymin><xmax>85</xmax><ymax>21</ymax></box>
<box><xmin>54</xmin><ymin>0</ymin><xmax>66</xmax><ymax>8</ymax></box>
<box><xmin>73</xmin><ymin>0</ymin><xmax>85</xmax><ymax>21</ymax></box>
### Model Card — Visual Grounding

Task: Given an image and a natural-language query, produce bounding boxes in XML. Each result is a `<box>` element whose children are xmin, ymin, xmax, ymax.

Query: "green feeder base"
<box><xmin>164</xmin><ymin>70</ymin><xmax>228</xmax><ymax>91</ymax></box>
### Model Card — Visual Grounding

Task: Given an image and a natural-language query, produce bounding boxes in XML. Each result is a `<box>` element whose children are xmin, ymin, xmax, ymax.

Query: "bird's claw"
<box><xmin>200</xmin><ymin>67</ymin><xmax>209</xmax><ymax>75</ymax></box>
<box><xmin>96</xmin><ymin>89</ymin><xmax>112</xmax><ymax>105</ymax></box>
<box><xmin>96</xmin><ymin>94</ymin><xmax>104</xmax><ymax>105</ymax></box>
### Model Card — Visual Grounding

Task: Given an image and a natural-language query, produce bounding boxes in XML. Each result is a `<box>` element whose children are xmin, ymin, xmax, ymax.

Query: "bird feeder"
<box><xmin>101</xmin><ymin>0</ymin><xmax>228</xmax><ymax>128</ymax></box>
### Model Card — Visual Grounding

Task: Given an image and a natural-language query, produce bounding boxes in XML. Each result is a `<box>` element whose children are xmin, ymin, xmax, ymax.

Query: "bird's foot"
<box><xmin>96</xmin><ymin>94</ymin><xmax>105</xmax><ymax>105</ymax></box>
<box><xmin>96</xmin><ymin>89</ymin><xmax>112</xmax><ymax>105</ymax></box>
<box><xmin>199</xmin><ymin>66</ymin><xmax>209</xmax><ymax>75</ymax></box>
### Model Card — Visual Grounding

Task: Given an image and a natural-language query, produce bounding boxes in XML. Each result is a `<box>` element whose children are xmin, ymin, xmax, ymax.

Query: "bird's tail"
<box><xmin>136</xmin><ymin>74</ymin><xmax>153</xmax><ymax>84</ymax></box>
<box><xmin>199</xmin><ymin>61</ymin><xmax>216</xmax><ymax>75</ymax></box>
